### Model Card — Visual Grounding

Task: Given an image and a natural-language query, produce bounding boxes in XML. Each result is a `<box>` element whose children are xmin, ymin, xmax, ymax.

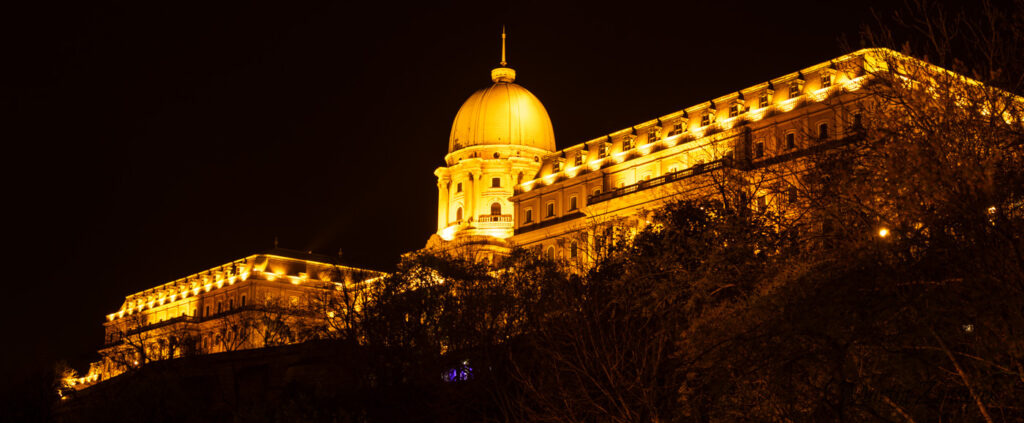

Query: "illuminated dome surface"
<box><xmin>448</xmin><ymin>67</ymin><xmax>556</xmax><ymax>154</ymax></box>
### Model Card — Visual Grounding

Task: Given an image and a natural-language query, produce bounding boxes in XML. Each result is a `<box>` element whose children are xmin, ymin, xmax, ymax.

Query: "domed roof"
<box><xmin>448</xmin><ymin>67</ymin><xmax>556</xmax><ymax>153</ymax></box>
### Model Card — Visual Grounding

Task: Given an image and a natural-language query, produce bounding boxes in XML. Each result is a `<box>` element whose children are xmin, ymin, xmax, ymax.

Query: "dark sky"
<box><xmin>6</xmin><ymin>0</ymin><xmax>903</xmax><ymax>388</ymax></box>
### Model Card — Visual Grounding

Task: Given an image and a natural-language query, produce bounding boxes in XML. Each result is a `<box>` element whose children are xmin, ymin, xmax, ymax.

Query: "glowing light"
<box><xmin>326</xmin><ymin>311</ymin><xmax>335</xmax><ymax>318</ymax></box>
<box><xmin>810</xmin><ymin>88</ymin><xmax>829</xmax><ymax>102</ymax></box>
<box><xmin>240</xmin><ymin>272</ymin><xmax>250</xmax><ymax>281</ymax></box>
<box><xmin>204</xmin><ymin>283</ymin><xmax>212</xmax><ymax>292</ymax></box>
<box><xmin>844</xmin><ymin>77</ymin><xmax>864</xmax><ymax>91</ymax></box>
<box><xmin>747</xmin><ymin>109</ymin><xmax>765</xmax><ymax>122</ymax></box>
<box><xmin>192</xmin><ymin>287</ymin><xmax>200</xmax><ymax>295</ymax></box>
<box><xmin>439</xmin><ymin>224</ymin><xmax>458</xmax><ymax>241</ymax></box>
<box><xmin>878</xmin><ymin>228</ymin><xmax>890</xmax><ymax>238</ymax></box>
<box><xmin>216</xmin><ymin>280</ymin><xmax>224</xmax><ymax>289</ymax></box>
<box><xmin>778</xmin><ymin>99</ymin><xmax>797</xmax><ymax>112</ymax></box>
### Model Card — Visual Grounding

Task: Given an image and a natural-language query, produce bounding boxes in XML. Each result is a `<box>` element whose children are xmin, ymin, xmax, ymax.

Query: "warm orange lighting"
<box><xmin>878</xmin><ymin>228</ymin><xmax>890</xmax><ymax>238</ymax></box>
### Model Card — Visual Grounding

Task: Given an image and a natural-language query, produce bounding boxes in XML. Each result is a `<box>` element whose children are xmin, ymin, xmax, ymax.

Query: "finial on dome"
<box><xmin>500</xmin><ymin>26</ymin><xmax>507</xmax><ymax>67</ymax></box>
<box><xmin>491</xmin><ymin>26</ymin><xmax>516</xmax><ymax>83</ymax></box>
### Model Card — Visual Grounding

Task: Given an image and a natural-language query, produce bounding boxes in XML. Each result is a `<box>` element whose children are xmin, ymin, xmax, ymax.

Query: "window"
<box><xmin>756</xmin><ymin>196</ymin><xmax>767</xmax><ymax>212</ymax></box>
<box><xmin>456</xmin><ymin>182</ymin><xmax>463</xmax><ymax>193</ymax></box>
<box><xmin>623</xmin><ymin>136</ymin><xmax>634</xmax><ymax>151</ymax></box>
<box><xmin>593</xmin><ymin>188</ymin><xmax>602</xmax><ymax>196</ymax></box>
<box><xmin>648</xmin><ymin>129</ymin><xmax>660</xmax><ymax>143</ymax></box>
<box><xmin>456</xmin><ymin>207</ymin><xmax>463</xmax><ymax>221</ymax></box>
<box><xmin>229</xmin><ymin>299</ymin><xmax>234</xmax><ymax>310</ymax></box>
<box><xmin>217</xmin><ymin>302</ymin><xmax>222</xmax><ymax>314</ymax></box>
<box><xmin>729</xmin><ymin>104</ymin><xmax>741</xmax><ymax>118</ymax></box>
<box><xmin>759</xmin><ymin>92</ymin><xmax>771</xmax><ymax>109</ymax></box>
<box><xmin>575</xmin><ymin>152</ymin><xmax>584</xmax><ymax>166</ymax></box>
<box><xmin>785</xmin><ymin>132</ymin><xmax>796</xmax><ymax>150</ymax></box>
<box><xmin>241</xmin><ymin>295</ymin><xmax>246</xmax><ymax>307</ymax></box>
<box><xmin>787</xmin><ymin>187</ymin><xmax>798</xmax><ymax>203</ymax></box>
<box><xmin>546</xmin><ymin>202</ymin><xmax>555</xmax><ymax>218</ymax></box>
<box><xmin>553</xmin><ymin>161</ymin><xmax>562</xmax><ymax>172</ymax></box>
<box><xmin>546</xmin><ymin>246</ymin><xmax>555</xmax><ymax>259</ymax></box>
<box><xmin>789</xmin><ymin>83</ymin><xmax>801</xmax><ymax>98</ymax></box>
<box><xmin>570</xmin><ymin>242</ymin><xmax>578</xmax><ymax>259</ymax></box>
<box><xmin>818</xmin><ymin>123</ymin><xmax>829</xmax><ymax>140</ymax></box>
<box><xmin>490</xmin><ymin>202</ymin><xmax>501</xmax><ymax>215</ymax></box>
<box><xmin>754</xmin><ymin>141</ymin><xmax>765</xmax><ymax>159</ymax></box>
<box><xmin>525</xmin><ymin>209</ymin><xmax>533</xmax><ymax>223</ymax></box>
<box><xmin>569</xmin><ymin>196</ymin><xmax>578</xmax><ymax>211</ymax></box>
<box><xmin>491</xmin><ymin>177</ymin><xmax>500</xmax><ymax>188</ymax></box>
<box><xmin>204</xmin><ymin>306</ymin><xmax>209</xmax><ymax>317</ymax></box>
<box><xmin>670</xmin><ymin>123</ymin><xmax>683</xmax><ymax>136</ymax></box>
<box><xmin>821</xmin><ymin>73</ymin><xmax>832</xmax><ymax>88</ymax></box>
<box><xmin>701</xmin><ymin>113</ymin><xmax>711</xmax><ymax>127</ymax></box>
<box><xmin>598</xmin><ymin>144</ymin><xmax>608</xmax><ymax>158</ymax></box>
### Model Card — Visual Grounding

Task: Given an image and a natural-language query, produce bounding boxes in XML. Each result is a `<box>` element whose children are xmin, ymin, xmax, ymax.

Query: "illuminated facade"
<box><xmin>68</xmin><ymin>38</ymin><xmax>947</xmax><ymax>393</ymax></box>
<box><xmin>430</xmin><ymin>46</ymin><xmax>891</xmax><ymax>262</ymax></box>
<box><xmin>64</xmin><ymin>249</ymin><xmax>382</xmax><ymax>391</ymax></box>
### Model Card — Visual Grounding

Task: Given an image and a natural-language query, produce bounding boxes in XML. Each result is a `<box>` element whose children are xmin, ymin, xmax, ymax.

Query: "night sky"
<box><xmin>7</xmin><ymin>0</ymin><xmax>903</xmax><ymax>389</ymax></box>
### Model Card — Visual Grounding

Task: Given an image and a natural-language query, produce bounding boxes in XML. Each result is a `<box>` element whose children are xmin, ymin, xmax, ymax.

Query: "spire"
<box><xmin>500</xmin><ymin>26</ymin><xmax>507</xmax><ymax>67</ymax></box>
<box><xmin>490</xmin><ymin>26</ymin><xmax>516</xmax><ymax>83</ymax></box>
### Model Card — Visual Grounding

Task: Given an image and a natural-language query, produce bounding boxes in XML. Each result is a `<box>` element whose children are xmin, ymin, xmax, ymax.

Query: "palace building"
<box><xmin>68</xmin><ymin>33</ymin><xmax>945</xmax><ymax>392</ymax></box>
<box><xmin>428</xmin><ymin>34</ymin><xmax>887</xmax><ymax>263</ymax></box>
<box><xmin>64</xmin><ymin>249</ymin><xmax>382</xmax><ymax>391</ymax></box>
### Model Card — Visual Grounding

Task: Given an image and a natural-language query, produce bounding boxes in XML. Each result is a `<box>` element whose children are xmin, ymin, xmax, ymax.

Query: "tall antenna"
<box><xmin>500</xmin><ymin>25</ymin><xmax>507</xmax><ymax>67</ymax></box>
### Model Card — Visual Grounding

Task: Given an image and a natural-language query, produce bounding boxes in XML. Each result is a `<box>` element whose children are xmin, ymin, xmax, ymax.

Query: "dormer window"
<box><xmin>622</xmin><ymin>135</ymin><xmax>635</xmax><ymax>151</ymax></box>
<box><xmin>670</xmin><ymin>123</ymin><xmax>683</xmax><ymax>136</ymax></box>
<box><xmin>648</xmin><ymin>127</ymin><xmax>661</xmax><ymax>144</ymax></box>
<box><xmin>821</xmin><ymin>73</ymin><xmax>832</xmax><ymax>89</ymax></box>
<box><xmin>552</xmin><ymin>160</ymin><xmax>563</xmax><ymax>172</ymax></box>
<box><xmin>701</xmin><ymin>111</ymin><xmax>716</xmax><ymax>127</ymax></box>
<box><xmin>729</xmin><ymin>94</ymin><xmax>745</xmax><ymax>118</ymax></box>
<box><xmin>759</xmin><ymin>87</ymin><xmax>774</xmax><ymax>108</ymax></box>
<box><xmin>595</xmin><ymin>138</ymin><xmax>612</xmax><ymax>158</ymax></box>
<box><xmin>789</xmin><ymin>74</ymin><xmax>805</xmax><ymax>98</ymax></box>
<box><xmin>574</xmin><ymin>151</ymin><xmax>584</xmax><ymax>166</ymax></box>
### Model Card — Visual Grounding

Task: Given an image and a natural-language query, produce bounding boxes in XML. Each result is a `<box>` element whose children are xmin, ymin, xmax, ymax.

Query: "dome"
<box><xmin>448</xmin><ymin>67</ymin><xmax>556</xmax><ymax>153</ymax></box>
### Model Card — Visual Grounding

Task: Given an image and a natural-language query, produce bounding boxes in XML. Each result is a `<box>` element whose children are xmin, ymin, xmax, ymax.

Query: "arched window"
<box><xmin>818</xmin><ymin>123</ymin><xmax>829</xmax><ymax>140</ymax></box>
<box><xmin>456</xmin><ymin>207</ymin><xmax>463</xmax><ymax>221</ymax></box>
<box><xmin>491</xmin><ymin>202</ymin><xmax>501</xmax><ymax>215</ymax></box>
<box><xmin>546</xmin><ymin>246</ymin><xmax>555</xmax><ymax>259</ymax></box>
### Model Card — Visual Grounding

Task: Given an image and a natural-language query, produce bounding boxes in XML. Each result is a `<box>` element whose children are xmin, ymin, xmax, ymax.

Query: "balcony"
<box><xmin>477</xmin><ymin>214</ymin><xmax>513</xmax><ymax>229</ymax></box>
